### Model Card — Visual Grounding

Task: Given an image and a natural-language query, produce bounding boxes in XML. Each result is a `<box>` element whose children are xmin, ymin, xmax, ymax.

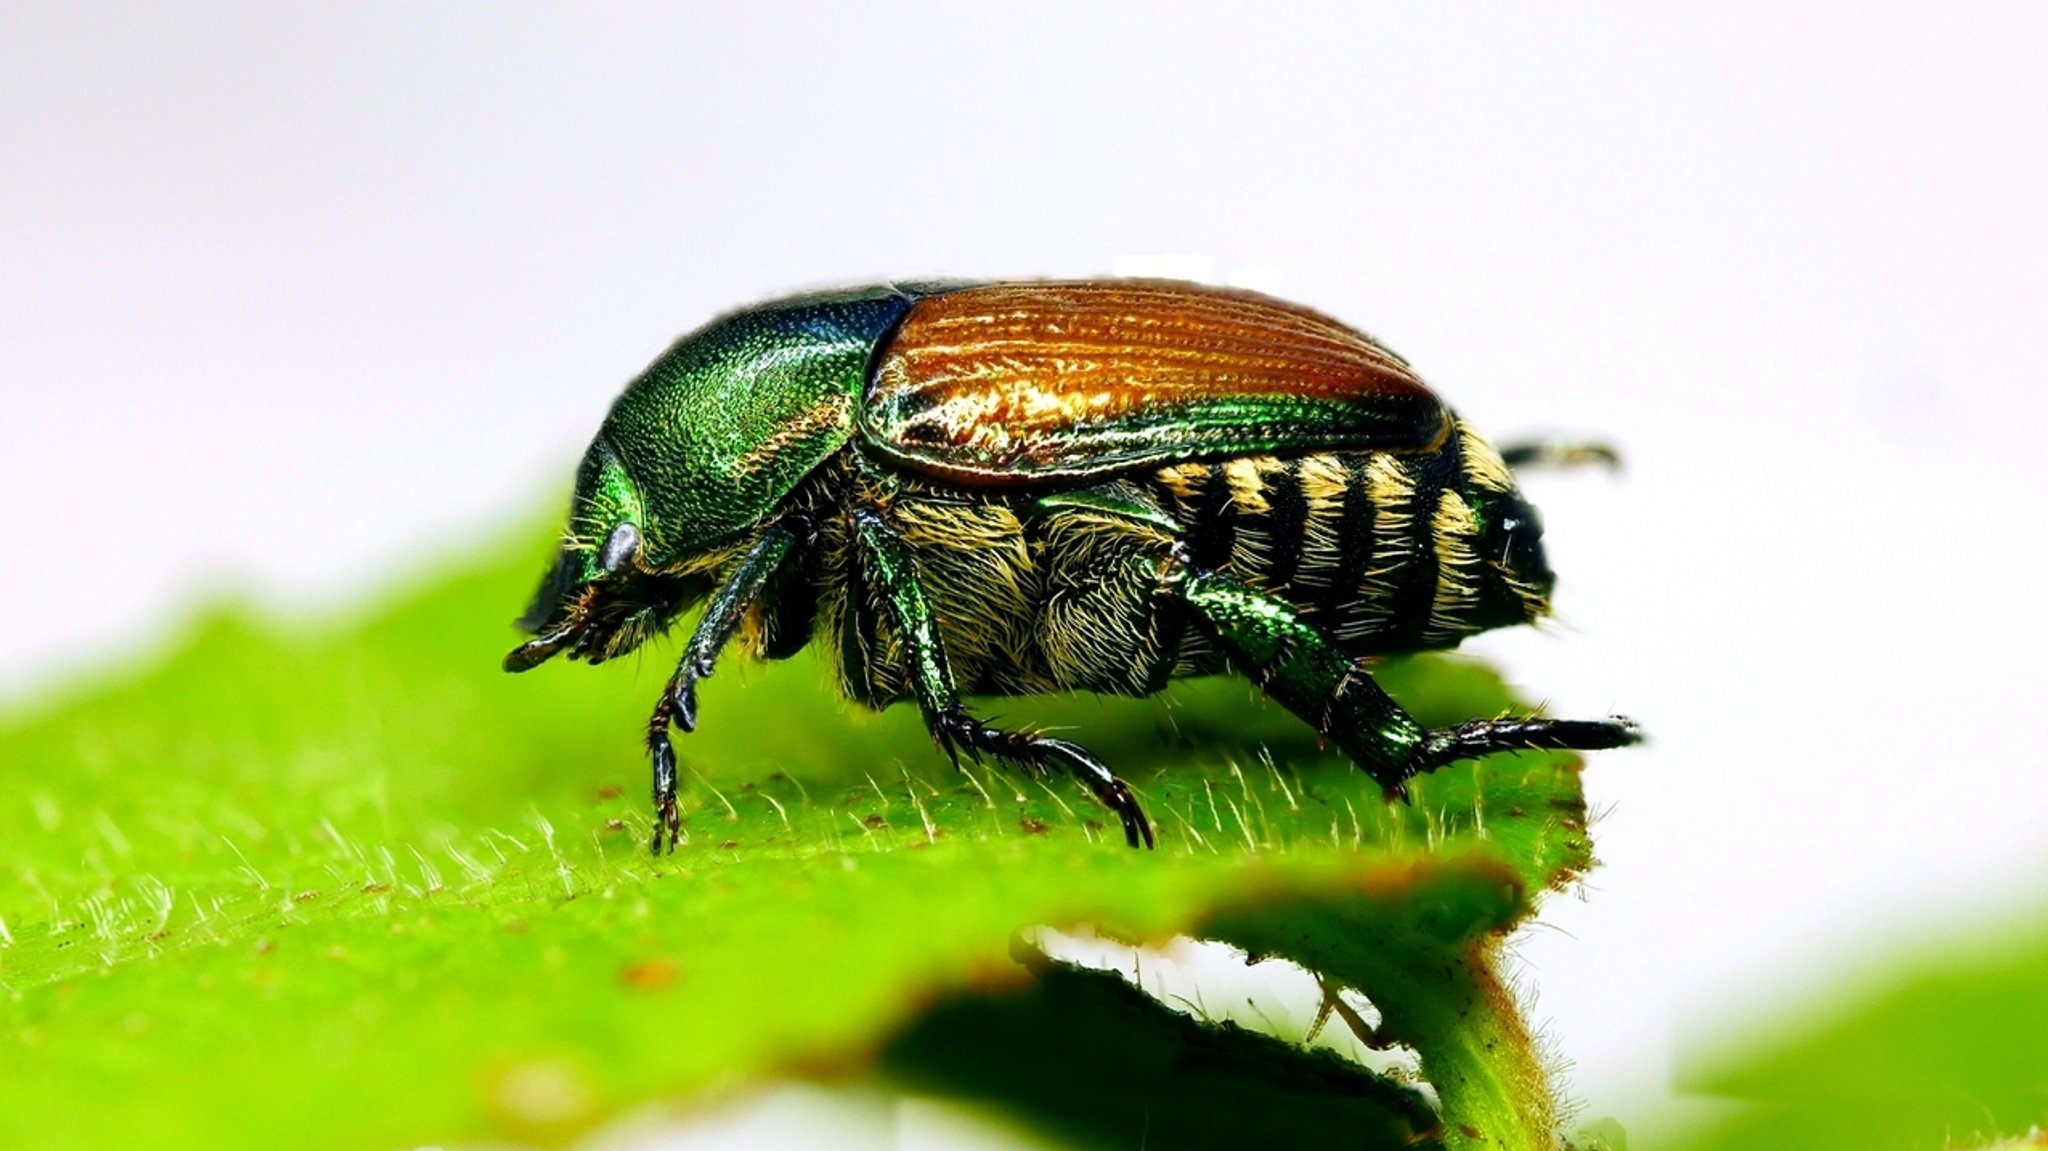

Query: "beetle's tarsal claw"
<box><xmin>654</xmin><ymin>796</ymin><xmax>681</xmax><ymax>855</ymax></box>
<box><xmin>1105</xmin><ymin>780</ymin><xmax>1155</xmax><ymax>849</ymax></box>
<box><xmin>1035</xmin><ymin>738</ymin><xmax>1153</xmax><ymax>850</ymax></box>
<box><xmin>648</xmin><ymin>732</ymin><xmax>680</xmax><ymax>855</ymax></box>
<box><xmin>1600</xmin><ymin>716</ymin><xmax>1646</xmax><ymax>747</ymax></box>
<box><xmin>1412</xmin><ymin>714</ymin><xmax>1647</xmax><ymax>776</ymax></box>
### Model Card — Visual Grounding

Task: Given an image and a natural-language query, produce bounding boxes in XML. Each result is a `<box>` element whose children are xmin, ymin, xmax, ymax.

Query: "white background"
<box><xmin>6</xmin><ymin>3</ymin><xmax>2047</xmax><ymax>1142</ymax></box>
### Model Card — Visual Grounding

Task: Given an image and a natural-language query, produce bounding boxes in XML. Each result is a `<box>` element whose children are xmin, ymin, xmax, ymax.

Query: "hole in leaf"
<box><xmin>1028</xmin><ymin>925</ymin><xmax>1435</xmax><ymax>1106</ymax></box>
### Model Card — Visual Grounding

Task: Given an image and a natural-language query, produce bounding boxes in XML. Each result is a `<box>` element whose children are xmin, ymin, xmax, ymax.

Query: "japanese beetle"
<box><xmin>507</xmin><ymin>280</ymin><xmax>1640</xmax><ymax>852</ymax></box>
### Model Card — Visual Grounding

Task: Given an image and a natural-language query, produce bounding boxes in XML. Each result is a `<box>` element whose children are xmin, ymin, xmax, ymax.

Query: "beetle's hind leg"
<box><xmin>1495</xmin><ymin>438</ymin><xmax>1622</xmax><ymax>472</ymax></box>
<box><xmin>852</xmin><ymin>506</ymin><xmax>1153</xmax><ymax>848</ymax></box>
<box><xmin>1165</xmin><ymin>547</ymin><xmax>1640</xmax><ymax>796</ymax></box>
<box><xmin>1416</xmin><ymin>715</ymin><xmax>1642</xmax><ymax>768</ymax></box>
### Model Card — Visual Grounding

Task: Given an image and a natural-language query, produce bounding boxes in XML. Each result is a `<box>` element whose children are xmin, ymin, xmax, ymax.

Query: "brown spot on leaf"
<box><xmin>1018</xmin><ymin>818</ymin><xmax>1049</xmax><ymax>836</ymax></box>
<box><xmin>620</xmin><ymin>958</ymin><xmax>681</xmax><ymax>991</ymax></box>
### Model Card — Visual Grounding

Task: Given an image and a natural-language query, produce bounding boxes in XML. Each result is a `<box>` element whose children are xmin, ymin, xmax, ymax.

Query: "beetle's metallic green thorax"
<box><xmin>512</xmin><ymin>284</ymin><xmax>947</xmax><ymax>660</ymax></box>
<box><xmin>600</xmin><ymin>285</ymin><xmax>929</xmax><ymax>566</ymax></box>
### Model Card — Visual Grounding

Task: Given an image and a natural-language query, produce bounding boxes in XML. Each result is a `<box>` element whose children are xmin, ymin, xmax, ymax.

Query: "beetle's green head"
<box><xmin>503</xmin><ymin>436</ymin><xmax>686</xmax><ymax>671</ymax></box>
<box><xmin>505</xmin><ymin>286</ymin><xmax>923</xmax><ymax>672</ymax></box>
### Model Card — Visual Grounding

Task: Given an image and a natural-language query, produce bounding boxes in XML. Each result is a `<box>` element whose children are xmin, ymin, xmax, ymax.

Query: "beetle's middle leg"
<box><xmin>645</xmin><ymin>515</ymin><xmax>812</xmax><ymax>853</ymax></box>
<box><xmin>851</xmin><ymin>506</ymin><xmax>1154</xmax><ymax>849</ymax></box>
<box><xmin>1164</xmin><ymin>548</ymin><xmax>1640</xmax><ymax>796</ymax></box>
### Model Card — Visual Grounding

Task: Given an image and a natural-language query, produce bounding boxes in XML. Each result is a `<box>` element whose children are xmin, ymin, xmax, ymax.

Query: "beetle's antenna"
<box><xmin>517</xmin><ymin>545</ymin><xmax>587</xmax><ymax>632</ymax></box>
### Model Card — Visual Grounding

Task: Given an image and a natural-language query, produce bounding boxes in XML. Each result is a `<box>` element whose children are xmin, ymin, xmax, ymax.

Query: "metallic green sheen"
<box><xmin>592</xmin><ymin>285</ymin><xmax>924</xmax><ymax>566</ymax></box>
<box><xmin>570</xmin><ymin>441</ymin><xmax>643</xmax><ymax>578</ymax></box>
<box><xmin>512</xmin><ymin>279</ymin><xmax>1642</xmax><ymax>854</ymax></box>
<box><xmin>513</xmin><ymin>440</ymin><xmax>644</xmax><ymax>633</ymax></box>
<box><xmin>867</xmin><ymin>395</ymin><xmax>1448</xmax><ymax>485</ymax></box>
<box><xmin>1172</xmin><ymin>564</ymin><xmax>1424</xmax><ymax>782</ymax></box>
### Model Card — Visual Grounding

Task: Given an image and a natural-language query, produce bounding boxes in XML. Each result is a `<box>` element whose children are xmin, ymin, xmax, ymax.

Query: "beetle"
<box><xmin>506</xmin><ymin>280</ymin><xmax>1640</xmax><ymax>852</ymax></box>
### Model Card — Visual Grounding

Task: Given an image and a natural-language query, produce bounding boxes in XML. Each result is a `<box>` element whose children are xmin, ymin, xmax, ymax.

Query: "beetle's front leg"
<box><xmin>851</xmin><ymin>507</ymin><xmax>1154</xmax><ymax>849</ymax></box>
<box><xmin>1164</xmin><ymin>548</ymin><xmax>1640</xmax><ymax>797</ymax></box>
<box><xmin>646</xmin><ymin>516</ymin><xmax>812</xmax><ymax>853</ymax></box>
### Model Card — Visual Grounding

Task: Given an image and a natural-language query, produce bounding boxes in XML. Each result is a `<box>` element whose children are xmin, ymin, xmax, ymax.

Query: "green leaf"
<box><xmin>0</xmin><ymin>524</ymin><xmax>1603</xmax><ymax>1151</ymax></box>
<box><xmin>1667</xmin><ymin>907</ymin><xmax>2048</xmax><ymax>1151</ymax></box>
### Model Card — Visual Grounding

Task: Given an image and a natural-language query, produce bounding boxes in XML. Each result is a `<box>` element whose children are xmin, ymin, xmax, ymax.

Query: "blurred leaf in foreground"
<box><xmin>1667</xmin><ymin>904</ymin><xmax>2048</xmax><ymax>1151</ymax></box>
<box><xmin>0</xmin><ymin>523</ymin><xmax>1608</xmax><ymax>1151</ymax></box>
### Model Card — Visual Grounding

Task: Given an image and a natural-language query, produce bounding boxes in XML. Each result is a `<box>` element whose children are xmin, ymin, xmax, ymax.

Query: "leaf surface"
<box><xmin>0</xmin><ymin>525</ymin><xmax>1601</xmax><ymax>1150</ymax></box>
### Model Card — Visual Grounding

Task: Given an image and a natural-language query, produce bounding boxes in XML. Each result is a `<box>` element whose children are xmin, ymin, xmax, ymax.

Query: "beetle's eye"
<box><xmin>600</xmin><ymin>522</ymin><xmax>641</xmax><ymax>574</ymax></box>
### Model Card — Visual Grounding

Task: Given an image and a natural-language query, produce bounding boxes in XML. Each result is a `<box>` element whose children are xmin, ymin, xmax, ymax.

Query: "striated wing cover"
<box><xmin>862</xmin><ymin>281</ymin><xmax>1449</xmax><ymax>483</ymax></box>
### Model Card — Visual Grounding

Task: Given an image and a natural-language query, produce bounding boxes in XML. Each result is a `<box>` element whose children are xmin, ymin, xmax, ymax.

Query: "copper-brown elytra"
<box><xmin>507</xmin><ymin>280</ymin><xmax>1641</xmax><ymax>852</ymax></box>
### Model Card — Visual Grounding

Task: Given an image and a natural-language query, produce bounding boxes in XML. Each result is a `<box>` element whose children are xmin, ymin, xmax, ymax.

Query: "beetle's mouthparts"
<box><xmin>504</xmin><ymin>585</ymin><xmax>598</xmax><ymax>672</ymax></box>
<box><xmin>503</xmin><ymin>621</ymin><xmax>578</xmax><ymax>672</ymax></box>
